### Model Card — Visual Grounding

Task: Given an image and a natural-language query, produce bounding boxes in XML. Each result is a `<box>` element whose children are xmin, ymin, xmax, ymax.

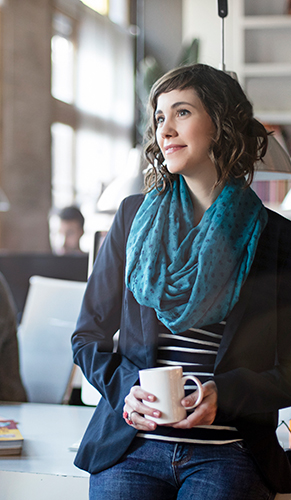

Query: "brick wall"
<box><xmin>0</xmin><ymin>0</ymin><xmax>52</xmax><ymax>251</ymax></box>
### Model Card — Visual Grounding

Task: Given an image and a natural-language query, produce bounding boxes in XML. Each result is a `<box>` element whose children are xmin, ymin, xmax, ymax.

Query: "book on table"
<box><xmin>0</xmin><ymin>419</ymin><xmax>24</xmax><ymax>455</ymax></box>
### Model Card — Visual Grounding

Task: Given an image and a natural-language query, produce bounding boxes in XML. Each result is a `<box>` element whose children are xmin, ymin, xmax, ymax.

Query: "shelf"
<box><xmin>233</xmin><ymin>1</ymin><xmax>291</xmax><ymax>128</ymax></box>
<box><xmin>242</xmin><ymin>63</ymin><xmax>291</xmax><ymax>76</ymax></box>
<box><xmin>244</xmin><ymin>0</ymin><xmax>289</xmax><ymax>17</ymax></box>
<box><xmin>254</xmin><ymin>112</ymin><xmax>291</xmax><ymax>125</ymax></box>
<box><xmin>242</xmin><ymin>16</ymin><xmax>291</xmax><ymax>28</ymax></box>
<box><xmin>243</xmin><ymin>74</ymin><xmax>291</xmax><ymax>116</ymax></box>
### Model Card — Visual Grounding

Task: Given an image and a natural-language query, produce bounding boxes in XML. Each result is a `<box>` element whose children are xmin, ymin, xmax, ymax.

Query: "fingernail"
<box><xmin>148</xmin><ymin>395</ymin><xmax>155</xmax><ymax>402</ymax></box>
<box><xmin>183</xmin><ymin>399</ymin><xmax>190</xmax><ymax>406</ymax></box>
<box><xmin>153</xmin><ymin>411</ymin><xmax>160</xmax><ymax>417</ymax></box>
<box><xmin>149</xmin><ymin>422</ymin><xmax>156</xmax><ymax>429</ymax></box>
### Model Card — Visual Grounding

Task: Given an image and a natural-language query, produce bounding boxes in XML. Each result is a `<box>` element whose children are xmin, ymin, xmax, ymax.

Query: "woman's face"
<box><xmin>155</xmin><ymin>88</ymin><xmax>216</xmax><ymax>182</ymax></box>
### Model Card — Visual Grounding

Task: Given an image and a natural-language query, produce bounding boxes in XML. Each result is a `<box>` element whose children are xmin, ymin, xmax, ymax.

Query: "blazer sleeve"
<box><xmin>214</xmin><ymin>213</ymin><xmax>291</xmax><ymax>422</ymax></box>
<box><xmin>71</xmin><ymin>195</ymin><xmax>143</xmax><ymax>412</ymax></box>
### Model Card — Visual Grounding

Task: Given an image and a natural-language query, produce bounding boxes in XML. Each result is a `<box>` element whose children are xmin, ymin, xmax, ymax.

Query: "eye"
<box><xmin>177</xmin><ymin>108</ymin><xmax>190</xmax><ymax>117</ymax></box>
<box><xmin>155</xmin><ymin>115</ymin><xmax>164</xmax><ymax>126</ymax></box>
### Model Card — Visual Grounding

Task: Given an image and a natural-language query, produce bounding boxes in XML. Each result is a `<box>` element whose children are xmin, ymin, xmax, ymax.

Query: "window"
<box><xmin>80</xmin><ymin>0</ymin><xmax>128</xmax><ymax>26</ymax></box>
<box><xmin>80</xmin><ymin>0</ymin><xmax>109</xmax><ymax>17</ymax></box>
<box><xmin>51</xmin><ymin>123</ymin><xmax>75</xmax><ymax>207</ymax></box>
<box><xmin>51</xmin><ymin>4</ymin><xmax>134</xmax><ymax>250</ymax></box>
<box><xmin>51</xmin><ymin>12</ymin><xmax>75</xmax><ymax>104</ymax></box>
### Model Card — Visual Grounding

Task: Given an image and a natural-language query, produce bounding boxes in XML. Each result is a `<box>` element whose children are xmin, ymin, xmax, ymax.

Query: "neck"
<box><xmin>183</xmin><ymin>174</ymin><xmax>224</xmax><ymax>226</ymax></box>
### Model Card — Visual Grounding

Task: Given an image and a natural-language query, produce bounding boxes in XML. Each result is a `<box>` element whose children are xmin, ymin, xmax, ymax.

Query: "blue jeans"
<box><xmin>89</xmin><ymin>438</ymin><xmax>275</xmax><ymax>500</ymax></box>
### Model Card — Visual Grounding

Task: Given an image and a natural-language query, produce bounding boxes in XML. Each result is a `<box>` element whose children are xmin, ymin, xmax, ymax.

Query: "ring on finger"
<box><xmin>122</xmin><ymin>410</ymin><xmax>137</xmax><ymax>426</ymax></box>
<box><xmin>128</xmin><ymin>410</ymin><xmax>138</xmax><ymax>423</ymax></box>
<box><xmin>122</xmin><ymin>411</ymin><xmax>132</xmax><ymax>425</ymax></box>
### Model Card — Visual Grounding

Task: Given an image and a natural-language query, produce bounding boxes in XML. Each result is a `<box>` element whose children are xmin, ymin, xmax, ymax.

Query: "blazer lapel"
<box><xmin>214</xmin><ymin>251</ymin><xmax>260</xmax><ymax>372</ymax></box>
<box><xmin>140</xmin><ymin>305</ymin><xmax>159</xmax><ymax>368</ymax></box>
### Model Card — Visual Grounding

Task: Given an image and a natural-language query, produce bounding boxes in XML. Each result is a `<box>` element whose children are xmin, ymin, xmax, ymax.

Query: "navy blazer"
<box><xmin>72</xmin><ymin>194</ymin><xmax>291</xmax><ymax>493</ymax></box>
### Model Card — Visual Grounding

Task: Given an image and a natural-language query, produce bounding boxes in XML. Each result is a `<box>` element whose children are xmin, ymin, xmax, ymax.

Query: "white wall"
<box><xmin>182</xmin><ymin>0</ymin><xmax>237</xmax><ymax>73</ymax></box>
<box><xmin>144</xmin><ymin>0</ymin><xmax>183</xmax><ymax>72</ymax></box>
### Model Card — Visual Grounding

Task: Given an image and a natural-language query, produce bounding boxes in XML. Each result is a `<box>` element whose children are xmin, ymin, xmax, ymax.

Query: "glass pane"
<box><xmin>80</xmin><ymin>0</ymin><xmax>109</xmax><ymax>16</ymax></box>
<box><xmin>76</xmin><ymin>16</ymin><xmax>112</xmax><ymax>117</ymax></box>
<box><xmin>76</xmin><ymin>12</ymin><xmax>134</xmax><ymax>126</ymax></box>
<box><xmin>51</xmin><ymin>122</ymin><xmax>75</xmax><ymax>208</ymax></box>
<box><xmin>109</xmin><ymin>0</ymin><xmax>128</xmax><ymax>26</ymax></box>
<box><xmin>51</xmin><ymin>35</ymin><xmax>75</xmax><ymax>104</ymax></box>
<box><xmin>113</xmin><ymin>36</ymin><xmax>134</xmax><ymax>126</ymax></box>
<box><xmin>53</xmin><ymin>12</ymin><xmax>73</xmax><ymax>37</ymax></box>
<box><xmin>75</xmin><ymin>129</ymin><xmax>109</xmax><ymax>202</ymax></box>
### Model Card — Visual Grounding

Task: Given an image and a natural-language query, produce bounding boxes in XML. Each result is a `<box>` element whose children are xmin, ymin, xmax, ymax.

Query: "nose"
<box><xmin>159</xmin><ymin>117</ymin><xmax>177</xmax><ymax>139</ymax></box>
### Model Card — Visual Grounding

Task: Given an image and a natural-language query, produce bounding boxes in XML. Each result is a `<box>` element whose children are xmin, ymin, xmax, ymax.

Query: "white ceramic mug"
<box><xmin>139</xmin><ymin>365</ymin><xmax>203</xmax><ymax>424</ymax></box>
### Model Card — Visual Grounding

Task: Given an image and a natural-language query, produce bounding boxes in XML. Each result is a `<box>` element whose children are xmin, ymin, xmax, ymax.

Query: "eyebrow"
<box><xmin>155</xmin><ymin>101</ymin><xmax>196</xmax><ymax>116</ymax></box>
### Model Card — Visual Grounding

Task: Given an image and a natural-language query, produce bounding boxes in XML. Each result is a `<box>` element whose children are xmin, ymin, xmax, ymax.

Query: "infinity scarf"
<box><xmin>125</xmin><ymin>176</ymin><xmax>268</xmax><ymax>334</ymax></box>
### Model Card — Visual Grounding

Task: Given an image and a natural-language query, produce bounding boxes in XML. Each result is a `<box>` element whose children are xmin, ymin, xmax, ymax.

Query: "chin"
<box><xmin>166</xmin><ymin>163</ymin><xmax>183</xmax><ymax>175</ymax></box>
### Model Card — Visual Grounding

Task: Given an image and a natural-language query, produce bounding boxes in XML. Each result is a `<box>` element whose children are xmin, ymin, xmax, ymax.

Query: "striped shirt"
<box><xmin>137</xmin><ymin>321</ymin><xmax>241</xmax><ymax>445</ymax></box>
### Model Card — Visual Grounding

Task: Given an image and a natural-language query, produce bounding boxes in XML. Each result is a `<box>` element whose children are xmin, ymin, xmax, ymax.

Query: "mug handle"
<box><xmin>181</xmin><ymin>375</ymin><xmax>203</xmax><ymax>409</ymax></box>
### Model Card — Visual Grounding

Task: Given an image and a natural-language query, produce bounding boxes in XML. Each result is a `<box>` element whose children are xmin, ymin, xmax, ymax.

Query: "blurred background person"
<box><xmin>49</xmin><ymin>205</ymin><xmax>86</xmax><ymax>256</ymax></box>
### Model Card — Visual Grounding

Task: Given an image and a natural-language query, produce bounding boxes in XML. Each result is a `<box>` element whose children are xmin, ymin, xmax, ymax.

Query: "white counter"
<box><xmin>1</xmin><ymin>403</ymin><xmax>291</xmax><ymax>500</ymax></box>
<box><xmin>0</xmin><ymin>403</ymin><xmax>94</xmax><ymax>500</ymax></box>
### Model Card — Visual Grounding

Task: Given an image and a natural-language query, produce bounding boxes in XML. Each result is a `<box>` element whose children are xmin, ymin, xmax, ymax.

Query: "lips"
<box><xmin>164</xmin><ymin>144</ymin><xmax>186</xmax><ymax>155</ymax></box>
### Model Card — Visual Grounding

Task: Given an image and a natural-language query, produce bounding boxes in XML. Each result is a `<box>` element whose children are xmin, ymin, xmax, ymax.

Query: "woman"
<box><xmin>72</xmin><ymin>64</ymin><xmax>291</xmax><ymax>499</ymax></box>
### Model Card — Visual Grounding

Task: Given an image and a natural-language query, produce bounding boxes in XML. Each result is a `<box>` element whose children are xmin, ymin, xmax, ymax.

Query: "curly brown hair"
<box><xmin>143</xmin><ymin>64</ymin><xmax>268</xmax><ymax>193</ymax></box>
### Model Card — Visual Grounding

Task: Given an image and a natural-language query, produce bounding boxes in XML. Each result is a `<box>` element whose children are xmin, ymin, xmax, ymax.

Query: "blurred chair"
<box><xmin>81</xmin><ymin>374</ymin><xmax>102</xmax><ymax>406</ymax></box>
<box><xmin>17</xmin><ymin>276</ymin><xmax>87</xmax><ymax>404</ymax></box>
<box><xmin>0</xmin><ymin>252</ymin><xmax>88</xmax><ymax>320</ymax></box>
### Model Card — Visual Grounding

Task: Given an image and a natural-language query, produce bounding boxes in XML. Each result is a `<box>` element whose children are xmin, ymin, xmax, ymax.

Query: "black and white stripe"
<box><xmin>137</xmin><ymin>320</ymin><xmax>242</xmax><ymax>445</ymax></box>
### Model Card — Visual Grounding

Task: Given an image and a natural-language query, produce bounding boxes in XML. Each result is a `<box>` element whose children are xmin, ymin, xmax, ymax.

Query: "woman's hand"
<box><xmin>123</xmin><ymin>380</ymin><xmax>217</xmax><ymax>430</ymax></box>
<box><xmin>123</xmin><ymin>386</ymin><xmax>161</xmax><ymax>431</ymax></box>
<box><xmin>171</xmin><ymin>380</ymin><xmax>218</xmax><ymax>429</ymax></box>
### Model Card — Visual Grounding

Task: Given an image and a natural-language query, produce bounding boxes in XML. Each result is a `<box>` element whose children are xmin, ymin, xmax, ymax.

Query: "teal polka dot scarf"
<box><xmin>125</xmin><ymin>175</ymin><xmax>268</xmax><ymax>334</ymax></box>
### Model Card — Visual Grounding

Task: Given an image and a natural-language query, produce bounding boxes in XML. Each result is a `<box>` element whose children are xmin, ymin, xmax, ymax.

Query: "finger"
<box><xmin>122</xmin><ymin>407</ymin><xmax>158</xmax><ymax>431</ymax></box>
<box><xmin>123</xmin><ymin>396</ymin><xmax>161</xmax><ymax>423</ymax></box>
<box><xmin>174</xmin><ymin>406</ymin><xmax>216</xmax><ymax>429</ymax></box>
<box><xmin>124</xmin><ymin>400</ymin><xmax>161</xmax><ymax>420</ymax></box>
<box><xmin>181</xmin><ymin>388</ymin><xmax>204</xmax><ymax>409</ymax></box>
<box><xmin>124</xmin><ymin>389</ymin><xmax>161</xmax><ymax>419</ymax></box>
<box><xmin>181</xmin><ymin>380</ymin><xmax>217</xmax><ymax>409</ymax></box>
<box><xmin>127</xmin><ymin>385</ymin><xmax>157</xmax><ymax>402</ymax></box>
<box><xmin>130</xmin><ymin>411</ymin><xmax>158</xmax><ymax>431</ymax></box>
<box><xmin>173</xmin><ymin>396</ymin><xmax>217</xmax><ymax>429</ymax></box>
